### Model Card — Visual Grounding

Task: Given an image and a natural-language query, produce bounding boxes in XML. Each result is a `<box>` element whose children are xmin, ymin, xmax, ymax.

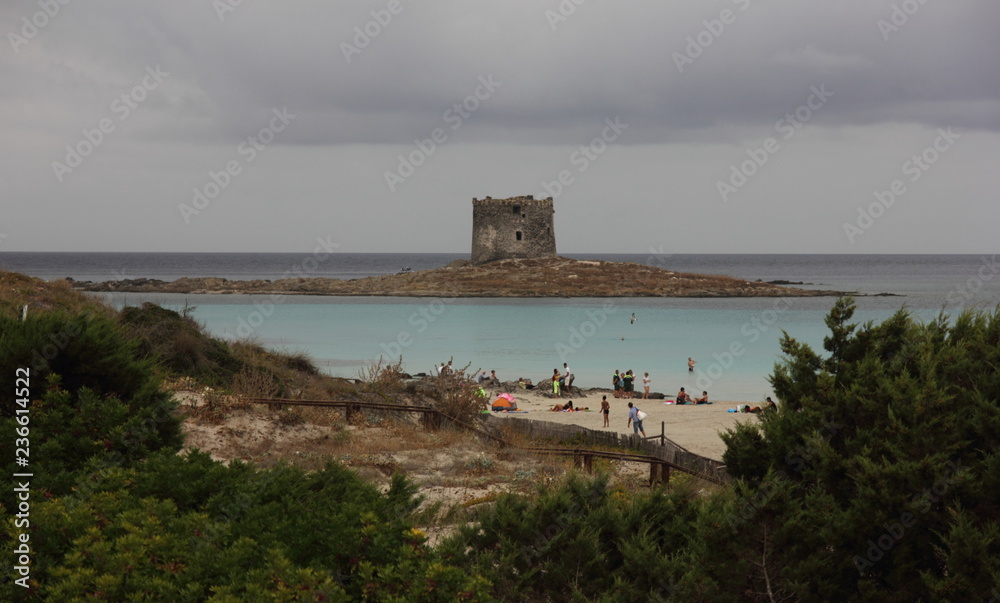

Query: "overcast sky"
<box><xmin>2</xmin><ymin>1</ymin><xmax>998</xmax><ymax>254</ymax></box>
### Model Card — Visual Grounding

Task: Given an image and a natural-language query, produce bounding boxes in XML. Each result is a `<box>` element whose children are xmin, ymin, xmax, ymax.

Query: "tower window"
<box><xmin>516</xmin><ymin>231</ymin><xmax>523</xmax><ymax>241</ymax></box>
<box><xmin>513</xmin><ymin>205</ymin><xmax>520</xmax><ymax>215</ymax></box>
<box><xmin>521</xmin><ymin>213</ymin><xmax>526</xmax><ymax>218</ymax></box>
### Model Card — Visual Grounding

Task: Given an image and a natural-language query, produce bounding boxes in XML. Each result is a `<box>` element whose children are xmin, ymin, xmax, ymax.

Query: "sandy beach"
<box><xmin>486</xmin><ymin>386</ymin><xmax>761</xmax><ymax>461</ymax></box>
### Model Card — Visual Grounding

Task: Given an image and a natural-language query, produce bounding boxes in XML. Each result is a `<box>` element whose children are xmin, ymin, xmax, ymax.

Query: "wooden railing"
<box><xmin>244</xmin><ymin>398</ymin><xmax>729</xmax><ymax>485</ymax></box>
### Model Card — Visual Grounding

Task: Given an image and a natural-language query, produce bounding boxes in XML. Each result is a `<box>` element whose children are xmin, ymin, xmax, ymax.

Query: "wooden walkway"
<box><xmin>246</xmin><ymin>397</ymin><xmax>728</xmax><ymax>486</ymax></box>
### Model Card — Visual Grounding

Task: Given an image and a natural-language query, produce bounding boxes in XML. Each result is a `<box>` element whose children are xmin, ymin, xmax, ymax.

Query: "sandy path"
<box><xmin>486</xmin><ymin>387</ymin><xmax>761</xmax><ymax>460</ymax></box>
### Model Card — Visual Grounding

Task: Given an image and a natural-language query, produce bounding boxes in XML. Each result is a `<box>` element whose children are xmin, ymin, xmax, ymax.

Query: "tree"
<box><xmin>0</xmin><ymin>312</ymin><xmax>182</xmax><ymax>495</ymax></box>
<box><xmin>714</xmin><ymin>298</ymin><xmax>1000</xmax><ymax>600</ymax></box>
<box><xmin>440</xmin><ymin>473</ymin><xmax>697</xmax><ymax>601</ymax></box>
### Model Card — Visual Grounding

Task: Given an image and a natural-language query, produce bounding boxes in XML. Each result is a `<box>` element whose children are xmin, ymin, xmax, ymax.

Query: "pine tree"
<box><xmin>716</xmin><ymin>297</ymin><xmax>1000</xmax><ymax>600</ymax></box>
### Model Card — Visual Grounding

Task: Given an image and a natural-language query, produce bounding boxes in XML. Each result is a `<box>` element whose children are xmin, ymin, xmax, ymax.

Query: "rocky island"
<box><xmin>72</xmin><ymin>196</ymin><xmax>845</xmax><ymax>298</ymax></box>
<box><xmin>72</xmin><ymin>256</ymin><xmax>842</xmax><ymax>298</ymax></box>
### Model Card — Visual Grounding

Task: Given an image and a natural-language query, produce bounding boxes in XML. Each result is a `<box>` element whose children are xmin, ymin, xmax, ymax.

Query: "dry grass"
<box><xmin>0</xmin><ymin>271</ymin><xmax>115</xmax><ymax>319</ymax></box>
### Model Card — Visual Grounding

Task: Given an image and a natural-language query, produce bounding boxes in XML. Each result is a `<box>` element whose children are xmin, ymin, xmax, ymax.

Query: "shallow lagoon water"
<box><xmin>6</xmin><ymin>252</ymin><xmax>997</xmax><ymax>401</ymax></box>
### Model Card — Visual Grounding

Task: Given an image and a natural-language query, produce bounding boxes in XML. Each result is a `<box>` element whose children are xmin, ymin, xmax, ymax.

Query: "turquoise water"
<box><xmin>20</xmin><ymin>252</ymin><xmax>994</xmax><ymax>402</ymax></box>
<box><xmin>94</xmin><ymin>293</ymin><xmax>954</xmax><ymax>402</ymax></box>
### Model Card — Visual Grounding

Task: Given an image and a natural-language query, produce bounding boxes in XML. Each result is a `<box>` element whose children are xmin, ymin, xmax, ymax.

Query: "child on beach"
<box><xmin>600</xmin><ymin>395</ymin><xmax>610</xmax><ymax>427</ymax></box>
<box><xmin>642</xmin><ymin>372</ymin><xmax>651</xmax><ymax>399</ymax></box>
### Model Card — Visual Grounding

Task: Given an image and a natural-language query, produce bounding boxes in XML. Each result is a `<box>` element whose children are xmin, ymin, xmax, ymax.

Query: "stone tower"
<box><xmin>471</xmin><ymin>195</ymin><xmax>557</xmax><ymax>265</ymax></box>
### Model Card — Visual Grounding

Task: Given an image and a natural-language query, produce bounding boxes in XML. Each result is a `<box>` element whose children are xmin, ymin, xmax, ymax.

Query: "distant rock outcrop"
<box><xmin>73</xmin><ymin>256</ymin><xmax>846</xmax><ymax>298</ymax></box>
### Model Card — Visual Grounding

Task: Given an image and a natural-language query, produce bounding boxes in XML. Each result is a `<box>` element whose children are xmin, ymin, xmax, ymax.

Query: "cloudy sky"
<box><xmin>2</xmin><ymin>0</ymin><xmax>998</xmax><ymax>254</ymax></box>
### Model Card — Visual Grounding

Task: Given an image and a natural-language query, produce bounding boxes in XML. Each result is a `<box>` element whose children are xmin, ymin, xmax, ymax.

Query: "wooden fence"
<box><xmin>245</xmin><ymin>397</ymin><xmax>730</xmax><ymax>485</ymax></box>
<box><xmin>482</xmin><ymin>416</ymin><xmax>731</xmax><ymax>485</ymax></box>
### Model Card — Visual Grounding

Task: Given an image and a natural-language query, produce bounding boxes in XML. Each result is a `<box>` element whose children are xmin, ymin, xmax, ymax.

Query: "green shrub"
<box><xmin>440</xmin><ymin>473</ymin><xmax>695</xmax><ymax>601</ymax></box>
<box><xmin>119</xmin><ymin>303</ymin><xmax>243</xmax><ymax>386</ymax></box>
<box><xmin>0</xmin><ymin>311</ymin><xmax>165</xmax><ymax>412</ymax></box>
<box><xmin>0</xmin><ymin>312</ymin><xmax>182</xmax><ymax>495</ymax></box>
<box><xmin>708</xmin><ymin>297</ymin><xmax>1000</xmax><ymax>601</ymax></box>
<box><xmin>3</xmin><ymin>453</ymin><xmax>492</xmax><ymax>601</ymax></box>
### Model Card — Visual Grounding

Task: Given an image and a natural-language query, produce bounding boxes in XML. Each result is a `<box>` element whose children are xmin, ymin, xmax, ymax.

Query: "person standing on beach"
<box><xmin>613</xmin><ymin>370</ymin><xmax>622</xmax><ymax>398</ymax></box>
<box><xmin>600</xmin><ymin>395</ymin><xmax>610</xmax><ymax>427</ymax></box>
<box><xmin>688</xmin><ymin>357</ymin><xmax>696</xmax><ymax>372</ymax></box>
<box><xmin>623</xmin><ymin>370</ymin><xmax>635</xmax><ymax>399</ymax></box>
<box><xmin>627</xmin><ymin>402</ymin><xmax>646</xmax><ymax>437</ymax></box>
<box><xmin>642</xmin><ymin>372</ymin><xmax>651</xmax><ymax>399</ymax></box>
<box><xmin>563</xmin><ymin>363</ymin><xmax>574</xmax><ymax>389</ymax></box>
<box><xmin>552</xmin><ymin>368</ymin><xmax>562</xmax><ymax>398</ymax></box>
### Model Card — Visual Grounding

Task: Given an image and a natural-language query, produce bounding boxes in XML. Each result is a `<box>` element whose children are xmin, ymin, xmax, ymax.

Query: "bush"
<box><xmin>0</xmin><ymin>312</ymin><xmax>182</xmax><ymax>495</ymax></box>
<box><xmin>119</xmin><ymin>303</ymin><xmax>243</xmax><ymax>386</ymax></box>
<box><xmin>708</xmin><ymin>297</ymin><xmax>1000</xmax><ymax>601</ymax></box>
<box><xmin>2</xmin><ymin>453</ymin><xmax>492</xmax><ymax>601</ymax></box>
<box><xmin>440</xmin><ymin>473</ymin><xmax>696</xmax><ymax>601</ymax></box>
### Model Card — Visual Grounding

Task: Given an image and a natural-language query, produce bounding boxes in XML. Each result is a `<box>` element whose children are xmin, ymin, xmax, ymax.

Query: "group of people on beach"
<box><xmin>611</xmin><ymin>370</ymin><xmax>652</xmax><ymax>399</ymax></box>
<box><xmin>674</xmin><ymin>387</ymin><xmax>710</xmax><ymax>405</ymax></box>
<box><xmin>550</xmin><ymin>363</ymin><xmax>575</xmax><ymax>398</ymax></box>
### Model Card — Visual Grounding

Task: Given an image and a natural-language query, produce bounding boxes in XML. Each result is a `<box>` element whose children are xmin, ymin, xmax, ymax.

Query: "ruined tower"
<box><xmin>471</xmin><ymin>196</ymin><xmax>556</xmax><ymax>265</ymax></box>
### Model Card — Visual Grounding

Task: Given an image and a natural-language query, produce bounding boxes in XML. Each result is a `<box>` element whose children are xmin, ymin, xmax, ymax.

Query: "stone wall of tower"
<box><xmin>471</xmin><ymin>196</ymin><xmax>556</xmax><ymax>265</ymax></box>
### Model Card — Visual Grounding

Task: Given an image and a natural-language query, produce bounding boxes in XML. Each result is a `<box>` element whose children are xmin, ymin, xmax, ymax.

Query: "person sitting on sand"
<box><xmin>676</xmin><ymin>387</ymin><xmax>692</xmax><ymax>405</ymax></box>
<box><xmin>694</xmin><ymin>391</ymin><xmax>709</xmax><ymax>404</ymax></box>
<box><xmin>765</xmin><ymin>397</ymin><xmax>777</xmax><ymax>411</ymax></box>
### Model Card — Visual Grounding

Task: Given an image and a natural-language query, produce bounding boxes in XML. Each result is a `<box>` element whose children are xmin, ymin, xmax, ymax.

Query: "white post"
<box><xmin>21</xmin><ymin>305</ymin><xmax>28</xmax><ymax>321</ymax></box>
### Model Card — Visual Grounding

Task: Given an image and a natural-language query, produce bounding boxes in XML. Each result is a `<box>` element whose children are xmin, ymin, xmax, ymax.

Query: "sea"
<box><xmin>3</xmin><ymin>252</ymin><xmax>999</xmax><ymax>402</ymax></box>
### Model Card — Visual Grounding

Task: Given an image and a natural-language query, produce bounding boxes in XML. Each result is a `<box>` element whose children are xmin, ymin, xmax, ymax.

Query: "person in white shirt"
<box><xmin>563</xmin><ymin>363</ymin><xmax>574</xmax><ymax>388</ymax></box>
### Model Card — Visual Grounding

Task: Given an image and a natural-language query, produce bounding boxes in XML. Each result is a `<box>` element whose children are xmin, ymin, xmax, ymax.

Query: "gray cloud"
<box><xmin>2</xmin><ymin>0</ymin><xmax>998</xmax><ymax>253</ymax></box>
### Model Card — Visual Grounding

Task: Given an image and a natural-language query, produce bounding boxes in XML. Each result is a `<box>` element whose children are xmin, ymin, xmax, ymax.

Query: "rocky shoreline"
<box><xmin>71</xmin><ymin>256</ymin><xmax>848</xmax><ymax>298</ymax></box>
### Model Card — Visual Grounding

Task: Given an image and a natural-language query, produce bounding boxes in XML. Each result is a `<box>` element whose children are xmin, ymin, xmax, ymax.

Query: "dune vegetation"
<box><xmin>2</xmin><ymin>270</ymin><xmax>998</xmax><ymax>601</ymax></box>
